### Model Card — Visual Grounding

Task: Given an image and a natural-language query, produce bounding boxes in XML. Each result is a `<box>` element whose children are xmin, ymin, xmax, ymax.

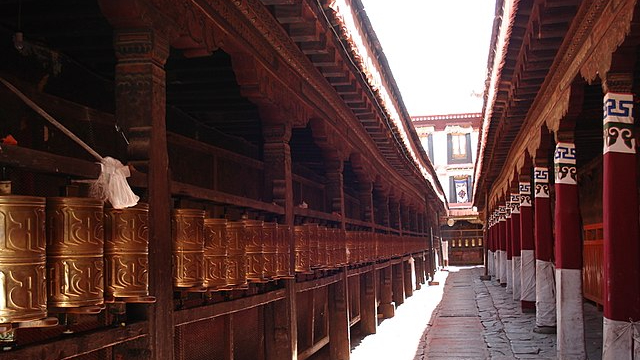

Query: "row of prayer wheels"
<box><xmin>0</xmin><ymin>195</ymin><xmax>152</xmax><ymax>331</ymax></box>
<box><xmin>172</xmin><ymin>210</ymin><xmax>292</xmax><ymax>291</ymax></box>
<box><xmin>294</xmin><ymin>227</ymin><xmax>428</xmax><ymax>272</ymax></box>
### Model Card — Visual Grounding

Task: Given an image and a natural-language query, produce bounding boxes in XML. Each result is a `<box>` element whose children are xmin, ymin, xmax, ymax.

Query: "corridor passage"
<box><xmin>351</xmin><ymin>267</ymin><xmax>603</xmax><ymax>360</ymax></box>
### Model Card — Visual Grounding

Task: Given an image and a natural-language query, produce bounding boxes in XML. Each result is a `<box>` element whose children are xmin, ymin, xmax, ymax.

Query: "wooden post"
<box><xmin>329</xmin><ymin>275</ymin><xmax>350</xmax><ymax>360</ymax></box>
<box><xmin>554</xmin><ymin>140</ymin><xmax>586</xmax><ymax>358</ymax></box>
<box><xmin>359</xmin><ymin>270</ymin><xmax>377</xmax><ymax>335</ymax></box>
<box><xmin>112</xmin><ymin>26</ymin><xmax>173</xmax><ymax>360</ymax></box>
<box><xmin>224</xmin><ymin>315</ymin><xmax>234</xmax><ymax>360</ymax></box>
<box><xmin>392</xmin><ymin>262</ymin><xmax>404</xmax><ymax>306</ymax></box>
<box><xmin>602</xmin><ymin>74</ymin><xmax>640</xmax><ymax>359</ymax></box>
<box><xmin>404</xmin><ymin>258</ymin><xmax>414</xmax><ymax>297</ymax></box>
<box><xmin>378</xmin><ymin>265</ymin><xmax>394</xmax><ymax>318</ymax></box>
<box><xmin>519</xmin><ymin>176</ymin><xmax>536</xmax><ymax>312</ymax></box>
<box><xmin>533</xmin><ymin>163</ymin><xmax>556</xmax><ymax>329</ymax></box>
<box><xmin>262</xmin><ymin>123</ymin><xmax>297</xmax><ymax>359</ymax></box>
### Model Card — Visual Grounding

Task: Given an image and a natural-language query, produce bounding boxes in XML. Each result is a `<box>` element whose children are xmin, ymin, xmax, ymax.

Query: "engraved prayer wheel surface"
<box><xmin>317</xmin><ymin>226</ymin><xmax>327</xmax><ymax>268</ymax></box>
<box><xmin>243</xmin><ymin>220</ymin><xmax>266</xmax><ymax>282</ymax></box>
<box><xmin>203</xmin><ymin>218</ymin><xmax>228</xmax><ymax>290</ymax></box>
<box><xmin>104</xmin><ymin>204</ymin><xmax>150</xmax><ymax>300</ymax></box>
<box><xmin>46</xmin><ymin>197</ymin><xmax>104</xmax><ymax>308</ymax></box>
<box><xmin>293</xmin><ymin>225</ymin><xmax>311</xmax><ymax>273</ymax></box>
<box><xmin>172</xmin><ymin>209</ymin><xmax>205</xmax><ymax>289</ymax></box>
<box><xmin>276</xmin><ymin>224</ymin><xmax>291</xmax><ymax>278</ymax></box>
<box><xmin>337</xmin><ymin>229</ymin><xmax>347</xmax><ymax>265</ymax></box>
<box><xmin>346</xmin><ymin>231</ymin><xmax>355</xmax><ymax>265</ymax></box>
<box><xmin>323</xmin><ymin>226</ymin><xmax>333</xmax><ymax>268</ymax></box>
<box><xmin>262</xmin><ymin>222</ymin><xmax>277</xmax><ymax>280</ymax></box>
<box><xmin>226</xmin><ymin>221</ymin><xmax>247</xmax><ymax>288</ymax></box>
<box><xmin>306</xmin><ymin>223</ymin><xmax>320</xmax><ymax>268</ymax></box>
<box><xmin>0</xmin><ymin>196</ymin><xmax>47</xmax><ymax>324</ymax></box>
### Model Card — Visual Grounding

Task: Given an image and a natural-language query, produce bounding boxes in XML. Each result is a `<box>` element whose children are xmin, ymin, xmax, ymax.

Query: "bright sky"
<box><xmin>360</xmin><ymin>0</ymin><xmax>496</xmax><ymax>116</ymax></box>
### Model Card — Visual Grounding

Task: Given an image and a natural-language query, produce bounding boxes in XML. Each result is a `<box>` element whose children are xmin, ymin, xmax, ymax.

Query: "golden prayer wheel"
<box><xmin>276</xmin><ymin>224</ymin><xmax>292</xmax><ymax>278</ymax></box>
<box><xmin>262</xmin><ymin>222</ymin><xmax>277</xmax><ymax>280</ymax></box>
<box><xmin>104</xmin><ymin>204</ymin><xmax>153</xmax><ymax>302</ymax></box>
<box><xmin>203</xmin><ymin>218</ymin><xmax>229</xmax><ymax>290</ymax></box>
<box><xmin>226</xmin><ymin>221</ymin><xmax>247</xmax><ymax>288</ymax></box>
<box><xmin>172</xmin><ymin>209</ymin><xmax>205</xmax><ymax>290</ymax></box>
<box><xmin>46</xmin><ymin>197</ymin><xmax>105</xmax><ymax>311</ymax></box>
<box><xmin>0</xmin><ymin>196</ymin><xmax>47</xmax><ymax>324</ymax></box>
<box><xmin>306</xmin><ymin>223</ymin><xmax>320</xmax><ymax>269</ymax></box>
<box><xmin>243</xmin><ymin>220</ymin><xmax>266</xmax><ymax>282</ymax></box>
<box><xmin>293</xmin><ymin>225</ymin><xmax>311</xmax><ymax>273</ymax></box>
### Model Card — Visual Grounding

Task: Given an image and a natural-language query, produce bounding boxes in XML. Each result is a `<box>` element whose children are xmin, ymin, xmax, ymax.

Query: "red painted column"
<box><xmin>519</xmin><ymin>180</ymin><xmax>535</xmax><ymax>312</ymax></box>
<box><xmin>492</xmin><ymin>210</ymin><xmax>499</xmax><ymax>279</ymax></box>
<box><xmin>509</xmin><ymin>192</ymin><xmax>521</xmax><ymax>301</ymax></box>
<box><xmin>505</xmin><ymin>201</ymin><xmax>513</xmax><ymax>293</ymax></box>
<box><xmin>498</xmin><ymin>204</ymin><xmax>507</xmax><ymax>287</ymax></box>
<box><xmin>488</xmin><ymin>212</ymin><xmax>495</xmax><ymax>277</ymax></box>
<box><xmin>602</xmin><ymin>89</ymin><xmax>640</xmax><ymax>360</ymax></box>
<box><xmin>533</xmin><ymin>165</ymin><xmax>556</xmax><ymax>329</ymax></box>
<box><xmin>554</xmin><ymin>141</ymin><xmax>586</xmax><ymax>358</ymax></box>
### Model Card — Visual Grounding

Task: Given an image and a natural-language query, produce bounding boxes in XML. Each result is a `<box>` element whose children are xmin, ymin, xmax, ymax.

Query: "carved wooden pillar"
<box><xmin>533</xmin><ymin>162</ymin><xmax>556</xmax><ymax>329</ymax></box>
<box><xmin>359</xmin><ymin>269</ymin><xmax>377</xmax><ymax>335</ymax></box>
<box><xmin>554</xmin><ymin>139</ymin><xmax>586</xmax><ymax>358</ymax></box>
<box><xmin>113</xmin><ymin>27</ymin><xmax>173</xmax><ymax>360</ymax></box>
<box><xmin>325</xmin><ymin>159</ymin><xmax>345</xmax><ymax>217</ymax></box>
<box><xmin>519</xmin><ymin>176</ymin><xmax>536</xmax><ymax>312</ymax></box>
<box><xmin>378</xmin><ymin>265</ymin><xmax>394</xmax><ymax>318</ymax></box>
<box><xmin>262</xmin><ymin>123</ymin><xmax>297</xmax><ymax>359</ymax></box>
<box><xmin>329</xmin><ymin>276</ymin><xmax>350</xmax><ymax>360</ymax></box>
<box><xmin>263</xmin><ymin>123</ymin><xmax>294</xmax><ymax>224</ymax></box>
<box><xmin>389</xmin><ymin>199</ymin><xmax>401</xmax><ymax>231</ymax></box>
<box><xmin>358</xmin><ymin>181</ymin><xmax>374</xmax><ymax>225</ymax></box>
<box><xmin>509</xmin><ymin>190</ymin><xmax>521</xmax><ymax>301</ymax></box>
<box><xmin>602</xmin><ymin>73</ymin><xmax>640</xmax><ymax>360</ymax></box>
<box><xmin>375</xmin><ymin>191</ymin><xmax>390</xmax><ymax>228</ymax></box>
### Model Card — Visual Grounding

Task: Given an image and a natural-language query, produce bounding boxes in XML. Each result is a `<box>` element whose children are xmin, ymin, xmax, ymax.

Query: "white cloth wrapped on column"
<box><xmin>512</xmin><ymin>256</ymin><xmax>521</xmax><ymax>301</ymax></box>
<box><xmin>520</xmin><ymin>250</ymin><xmax>535</xmax><ymax>302</ymax></box>
<box><xmin>506</xmin><ymin>259</ymin><xmax>513</xmax><ymax>293</ymax></box>
<box><xmin>536</xmin><ymin>259</ymin><xmax>556</xmax><ymax>327</ymax></box>
<box><xmin>556</xmin><ymin>268</ymin><xmax>586</xmax><ymax>359</ymax></box>
<box><xmin>602</xmin><ymin>317</ymin><xmax>640</xmax><ymax>360</ymax></box>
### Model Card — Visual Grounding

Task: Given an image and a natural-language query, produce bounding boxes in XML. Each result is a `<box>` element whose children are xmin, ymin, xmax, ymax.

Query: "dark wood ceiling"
<box><xmin>477</xmin><ymin>0</ymin><xmax>582</xmax><ymax>206</ymax></box>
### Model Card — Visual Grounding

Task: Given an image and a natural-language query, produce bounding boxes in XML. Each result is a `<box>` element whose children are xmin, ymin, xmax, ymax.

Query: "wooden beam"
<box><xmin>171</xmin><ymin>180</ymin><xmax>285</xmax><ymax>215</ymax></box>
<box><xmin>295</xmin><ymin>272</ymin><xmax>342</xmax><ymax>293</ymax></box>
<box><xmin>0</xmin><ymin>144</ymin><xmax>100</xmax><ymax>178</ymax></box>
<box><xmin>0</xmin><ymin>322</ymin><xmax>148</xmax><ymax>360</ymax></box>
<box><xmin>174</xmin><ymin>288</ymin><xmax>286</xmax><ymax>326</ymax></box>
<box><xmin>297</xmin><ymin>336</ymin><xmax>329</xmax><ymax>360</ymax></box>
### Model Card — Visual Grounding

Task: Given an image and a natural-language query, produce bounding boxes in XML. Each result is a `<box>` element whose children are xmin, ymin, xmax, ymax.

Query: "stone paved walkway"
<box><xmin>351</xmin><ymin>266</ymin><xmax>604</xmax><ymax>360</ymax></box>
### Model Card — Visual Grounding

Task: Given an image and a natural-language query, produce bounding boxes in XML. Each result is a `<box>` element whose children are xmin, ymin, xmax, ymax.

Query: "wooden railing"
<box><xmin>583</xmin><ymin>223</ymin><xmax>603</xmax><ymax>306</ymax></box>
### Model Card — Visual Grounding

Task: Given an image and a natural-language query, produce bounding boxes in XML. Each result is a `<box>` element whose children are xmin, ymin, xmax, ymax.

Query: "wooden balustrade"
<box><xmin>583</xmin><ymin>223</ymin><xmax>603</xmax><ymax>306</ymax></box>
